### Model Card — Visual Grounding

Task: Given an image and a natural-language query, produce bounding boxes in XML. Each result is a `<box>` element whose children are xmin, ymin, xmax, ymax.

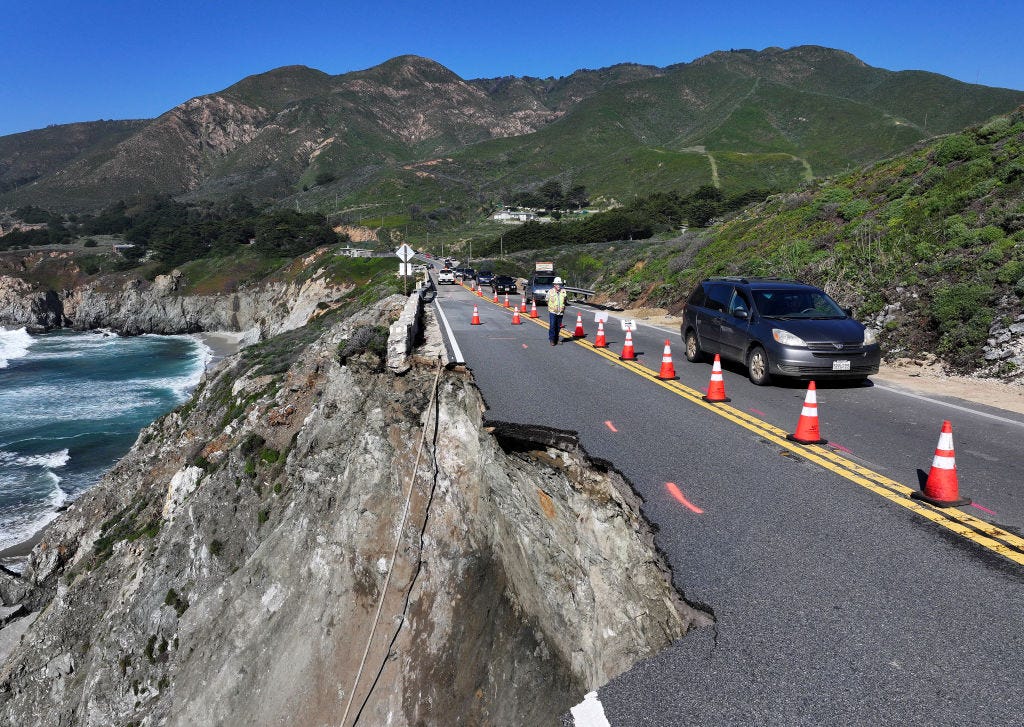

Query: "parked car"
<box><xmin>437</xmin><ymin>268</ymin><xmax>456</xmax><ymax>284</ymax></box>
<box><xmin>680</xmin><ymin>277</ymin><xmax>880</xmax><ymax>385</ymax></box>
<box><xmin>454</xmin><ymin>267</ymin><xmax>476</xmax><ymax>281</ymax></box>
<box><xmin>491</xmin><ymin>275</ymin><xmax>517</xmax><ymax>295</ymax></box>
<box><xmin>523</xmin><ymin>273</ymin><xmax>558</xmax><ymax>304</ymax></box>
<box><xmin>476</xmin><ymin>270</ymin><xmax>495</xmax><ymax>286</ymax></box>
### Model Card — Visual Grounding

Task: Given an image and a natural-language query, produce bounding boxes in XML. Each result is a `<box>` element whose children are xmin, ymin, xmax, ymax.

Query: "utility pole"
<box><xmin>500</xmin><ymin>234</ymin><xmax>504</xmax><ymax>258</ymax></box>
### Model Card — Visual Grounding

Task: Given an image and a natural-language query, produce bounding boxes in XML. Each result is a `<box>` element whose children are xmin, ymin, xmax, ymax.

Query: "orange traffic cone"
<box><xmin>520</xmin><ymin>298</ymin><xmax>527</xmax><ymax>313</ymax></box>
<box><xmin>657</xmin><ymin>340</ymin><xmax>678</xmax><ymax>380</ymax></box>
<box><xmin>912</xmin><ymin>421</ymin><xmax>970</xmax><ymax>507</ymax></box>
<box><xmin>471</xmin><ymin>304</ymin><xmax>481</xmax><ymax>325</ymax></box>
<box><xmin>476</xmin><ymin>284</ymin><xmax>483</xmax><ymax>297</ymax></box>
<box><xmin>619</xmin><ymin>329</ymin><xmax>636</xmax><ymax>361</ymax></box>
<box><xmin>511</xmin><ymin>307</ymin><xmax>522</xmax><ymax>325</ymax></box>
<box><xmin>702</xmin><ymin>354</ymin><xmax>731</xmax><ymax>402</ymax></box>
<box><xmin>573</xmin><ymin>313</ymin><xmax>586</xmax><ymax>338</ymax></box>
<box><xmin>787</xmin><ymin>381</ymin><xmax>827</xmax><ymax>444</ymax></box>
<box><xmin>492</xmin><ymin>291</ymin><xmax>499</xmax><ymax>303</ymax></box>
<box><xmin>504</xmin><ymin>293</ymin><xmax>510</xmax><ymax>308</ymax></box>
<box><xmin>530</xmin><ymin>300</ymin><xmax>538</xmax><ymax>319</ymax></box>
<box><xmin>594</xmin><ymin>320</ymin><xmax>608</xmax><ymax>348</ymax></box>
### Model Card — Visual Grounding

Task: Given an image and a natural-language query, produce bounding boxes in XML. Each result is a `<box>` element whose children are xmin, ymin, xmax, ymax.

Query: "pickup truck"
<box><xmin>437</xmin><ymin>268</ymin><xmax>456</xmax><ymax>284</ymax></box>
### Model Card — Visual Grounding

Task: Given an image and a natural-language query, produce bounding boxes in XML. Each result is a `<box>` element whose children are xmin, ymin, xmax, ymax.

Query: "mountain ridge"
<box><xmin>2</xmin><ymin>46</ymin><xmax>1022</xmax><ymax>213</ymax></box>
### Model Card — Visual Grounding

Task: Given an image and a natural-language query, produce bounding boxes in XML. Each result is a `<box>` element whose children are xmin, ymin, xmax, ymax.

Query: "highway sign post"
<box><xmin>396</xmin><ymin>244</ymin><xmax>415</xmax><ymax>295</ymax></box>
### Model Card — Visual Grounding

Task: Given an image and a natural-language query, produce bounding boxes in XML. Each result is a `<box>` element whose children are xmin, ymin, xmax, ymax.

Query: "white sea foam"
<box><xmin>45</xmin><ymin>472</ymin><xmax>68</xmax><ymax>509</ymax></box>
<box><xmin>139</xmin><ymin>334</ymin><xmax>212</xmax><ymax>401</ymax></box>
<box><xmin>0</xmin><ymin>327</ymin><xmax>34</xmax><ymax>369</ymax></box>
<box><xmin>0</xmin><ymin>502</ymin><xmax>64</xmax><ymax>552</ymax></box>
<box><xmin>0</xmin><ymin>450</ymin><xmax>69</xmax><ymax>551</ymax></box>
<box><xmin>0</xmin><ymin>448</ymin><xmax>70</xmax><ymax>469</ymax></box>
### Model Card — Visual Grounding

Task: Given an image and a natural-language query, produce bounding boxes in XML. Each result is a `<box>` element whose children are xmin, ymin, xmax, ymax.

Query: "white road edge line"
<box><xmin>570</xmin><ymin>691</ymin><xmax>611</xmax><ymax>727</ymax></box>
<box><xmin>872</xmin><ymin>383</ymin><xmax>1024</xmax><ymax>428</ymax></box>
<box><xmin>432</xmin><ymin>298</ymin><xmax>465</xmax><ymax>364</ymax></box>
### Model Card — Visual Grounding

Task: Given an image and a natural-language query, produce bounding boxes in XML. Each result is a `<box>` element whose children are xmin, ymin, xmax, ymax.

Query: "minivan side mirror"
<box><xmin>734</xmin><ymin>309</ymin><xmax>749</xmax><ymax>320</ymax></box>
<box><xmin>842</xmin><ymin>307</ymin><xmax>853</xmax><ymax>317</ymax></box>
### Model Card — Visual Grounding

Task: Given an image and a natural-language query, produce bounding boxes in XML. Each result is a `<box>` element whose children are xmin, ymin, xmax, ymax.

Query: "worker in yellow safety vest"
<box><xmin>546</xmin><ymin>277</ymin><xmax>568</xmax><ymax>345</ymax></box>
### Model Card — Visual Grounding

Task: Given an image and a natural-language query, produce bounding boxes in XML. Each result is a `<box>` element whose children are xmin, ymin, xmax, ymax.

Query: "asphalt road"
<box><xmin>432</xmin><ymin>279</ymin><xmax>1024</xmax><ymax>726</ymax></box>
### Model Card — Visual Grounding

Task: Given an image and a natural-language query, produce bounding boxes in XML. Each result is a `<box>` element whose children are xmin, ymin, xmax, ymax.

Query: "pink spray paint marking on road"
<box><xmin>970</xmin><ymin>502</ymin><xmax>998</xmax><ymax>516</ymax></box>
<box><xmin>829</xmin><ymin>442</ymin><xmax>853</xmax><ymax>454</ymax></box>
<box><xmin>522</xmin><ymin>344</ymin><xmax>529</xmax><ymax>349</ymax></box>
<box><xmin>749</xmin><ymin>408</ymin><xmax>766</xmax><ymax>417</ymax></box>
<box><xmin>605</xmin><ymin>421</ymin><xmax>618</xmax><ymax>433</ymax></box>
<box><xmin>666</xmin><ymin>483</ymin><xmax>703</xmax><ymax>514</ymax></box>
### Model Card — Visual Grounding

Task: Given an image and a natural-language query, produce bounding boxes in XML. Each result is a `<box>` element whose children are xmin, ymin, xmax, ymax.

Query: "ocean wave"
<box><xmin>0</xmin><ymin>448</ymin><xmax>70</xmax><ymax>469</ymax></box>
<box><xmin>0</xmin><ymin>459</ymin><xmax>69</xmax><ymax>551</ymax></box>
<box><xmin>0</xmin><ymin>327</ymin><xmax>34</xmax><ymax>369</ymax></box>
<box><xmin>0</xmin><ymin>383</ymin><xmax>154</xmax><ymax>421</ymax></box>
<box><xmin>46</xmin><ymin>472</ymin><xmax>68</xmax><ymax>508</ymax></box>
<box><xmin>0</xmin><ymin>496</ymin><xmax>64</xmax><ymax>552</ymax></box>
<box><xmin>0</xmin><ymin>431</ymin><xmax>133</xmax><ymax>450</ymax></box>
<box><xmin>139</xmin><ymin>334</ymin><xmax>212</xmax><ymax>400</ymax></box>
<box><xmin>25</xmin><ymin>330</ymin><xmax>128</xmax><ymax>360</ymax></box>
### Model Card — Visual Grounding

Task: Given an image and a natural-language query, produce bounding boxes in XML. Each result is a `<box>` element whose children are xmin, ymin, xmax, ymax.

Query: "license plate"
<box><xmin>832</xmin><ymin>360</ymin><xmax>851</xmax><ymax>371</ymax></box>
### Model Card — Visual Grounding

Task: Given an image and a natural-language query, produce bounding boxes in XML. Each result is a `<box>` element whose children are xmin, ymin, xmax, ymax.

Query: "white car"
<box><xmin>437</xmin><ymin>268</ymin><xmax>455</xmax><ymax>284</ymax></box>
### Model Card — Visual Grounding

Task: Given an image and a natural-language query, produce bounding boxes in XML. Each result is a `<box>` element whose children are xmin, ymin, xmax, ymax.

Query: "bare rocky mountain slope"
<box><xmin>0</xmin><ymin>296</ymin><xmax>709</xmax><ymax>726</ymax></box>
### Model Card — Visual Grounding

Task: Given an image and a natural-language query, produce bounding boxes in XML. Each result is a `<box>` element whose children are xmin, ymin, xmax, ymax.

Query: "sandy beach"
<box><xmin>0</xmin><ymin>526</ymin><xmax>47</xmax><ymax>562</ymax></box>
<box><xmin>195</xmin><ymin>330</ymin><xmax>248</xmax><ymax>367</ymax></box>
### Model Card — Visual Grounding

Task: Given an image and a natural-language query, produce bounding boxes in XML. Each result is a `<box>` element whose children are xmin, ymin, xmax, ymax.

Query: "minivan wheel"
<box><xmin>684</xmin><ymin>330</ymin><xmax>706</xmax><ymax>363</ymax></box>
<box><xmin>747</xmin><ymin>346</ymin><xmax>772</xmax><ymax>386</ymax></box>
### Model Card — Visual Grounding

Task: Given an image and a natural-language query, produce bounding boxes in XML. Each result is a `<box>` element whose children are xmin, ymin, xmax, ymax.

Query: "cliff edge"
<box><xmin>0</xmin><ymin>293</ymin><xmax>709</xmax><ymax>725</ymax></box>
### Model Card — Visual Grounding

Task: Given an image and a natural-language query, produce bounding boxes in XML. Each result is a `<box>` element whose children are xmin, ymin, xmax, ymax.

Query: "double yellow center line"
<box><xmin>468</xmin><ymin>285</ymin><xmax>1024</xmax><ymax>567</ymax></box>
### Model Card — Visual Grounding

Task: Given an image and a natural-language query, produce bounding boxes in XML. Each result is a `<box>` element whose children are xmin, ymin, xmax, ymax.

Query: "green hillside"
<box><xmin>583</xmin><ymin>106</ymin><xmax>1024</xmax><ymax>373</ymax></box>
<box><xmin>3</xmin><ymin>47</ymin><xmax>1022</xmax><ymax>218</ymax></box>
<box><xmin>334</xmin><ymin>46</ymin><xmax>1024</xmax><ymax>216</ymax></box>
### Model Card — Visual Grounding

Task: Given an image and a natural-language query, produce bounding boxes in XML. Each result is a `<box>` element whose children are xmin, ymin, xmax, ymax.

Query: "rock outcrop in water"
<box><xmin>0</xmin><ymin>295</ymin><xmax>709</xmax><ymax>726</ymax></box>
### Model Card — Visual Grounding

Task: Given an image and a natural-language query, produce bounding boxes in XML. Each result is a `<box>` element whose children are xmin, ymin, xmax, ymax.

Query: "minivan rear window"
<box><xmin>704</xmin><ymin>283</ymin><xmax>732</xmax><ymax>313</ymax></box>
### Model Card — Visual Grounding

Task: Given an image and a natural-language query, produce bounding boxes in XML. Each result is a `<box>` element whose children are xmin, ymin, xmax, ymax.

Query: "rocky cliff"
<box><xmin>0</xmin><ymin>265</ymin><xmax>353</xmax><ymax>339</ymax></box>
<box><xmin>0</xmin><ymin>295</ymin><xmax>710</xmax><ymax>726</ymax></box>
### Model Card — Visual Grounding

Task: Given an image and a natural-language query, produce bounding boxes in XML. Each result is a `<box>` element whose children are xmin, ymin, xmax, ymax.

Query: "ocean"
<box><xmin>0</xmin><ymin>327</ymin><xmax>211</xmax><ymax>552</ymax></box>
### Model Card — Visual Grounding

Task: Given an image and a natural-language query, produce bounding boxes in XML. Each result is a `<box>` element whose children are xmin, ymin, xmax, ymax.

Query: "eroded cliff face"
<box><xmin>0</xmin><ymin>265</ymin><xmax>352</xmax><ymax>339</ymax></box>
<box><xmin>0</xmin><ymin>296</ymin><xmax>708</xmax><ymax>726</ymax></box>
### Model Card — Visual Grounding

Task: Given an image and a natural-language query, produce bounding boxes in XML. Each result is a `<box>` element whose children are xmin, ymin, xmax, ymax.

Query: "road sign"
<box><xmin>594</xmin><ymin>311</ymin><xmax>609</xmax><ymax>323</ymax></box>
<box><xmin>395</xmin><ymin>244</ymin><xmax>415</xmax><ymax>262</ymax></box>
<box><xmin>398</xmin><ymin>263</ymin><xmax>413</xmax><ymax>276</ymax></box>
<box><xmin>621</xmin><ymin>319</ymin><xmax>637</xmax><ymax>331</ymax></box>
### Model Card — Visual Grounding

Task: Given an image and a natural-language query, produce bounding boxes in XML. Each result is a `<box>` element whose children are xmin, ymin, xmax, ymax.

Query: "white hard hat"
<box><xmin>553</xmin><ymin>277</ymin><xmax>563</xmax><ymax>284</ymax></box>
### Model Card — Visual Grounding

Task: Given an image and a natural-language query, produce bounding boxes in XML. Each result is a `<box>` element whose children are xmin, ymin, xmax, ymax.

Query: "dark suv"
<box><xmin>491</xmin><ymin>275</ymin><xmax>517</xmax><ymax>295</ymax></box>
<box><xmin>681</xmin><ymin>277</ymin><xmax>880</xmax><ymax>385</ymax></box>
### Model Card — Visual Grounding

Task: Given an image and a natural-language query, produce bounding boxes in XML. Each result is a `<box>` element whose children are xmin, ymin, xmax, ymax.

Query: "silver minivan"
<box><xmin>681</xmin><ymin>277</ymin><xmax>881</xmax><ymax>385</ymax></box>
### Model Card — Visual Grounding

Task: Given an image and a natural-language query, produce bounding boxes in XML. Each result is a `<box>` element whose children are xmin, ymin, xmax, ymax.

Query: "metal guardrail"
<box><xmin>562</xmin><ymin>285</ymin><xmax>596</xmax><ymax>298</ymax></box>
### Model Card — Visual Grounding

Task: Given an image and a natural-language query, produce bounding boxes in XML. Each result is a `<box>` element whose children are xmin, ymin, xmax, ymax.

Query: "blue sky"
<box><xmin>3</xmin><ymin>0</ymin><xmax>1023</xmax><ymax>136</ymax></box>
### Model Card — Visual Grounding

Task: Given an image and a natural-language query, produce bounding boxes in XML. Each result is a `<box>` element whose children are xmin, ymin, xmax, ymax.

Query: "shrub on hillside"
<box><xmin>934</xmin><ymin>134</ymin><xmax>978</xmax><ymax>165</ymax></box>
<box><xmin>929</xmin><ymin>282</ymin><xmax>995</xmax><ymax>365</ymax></box>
